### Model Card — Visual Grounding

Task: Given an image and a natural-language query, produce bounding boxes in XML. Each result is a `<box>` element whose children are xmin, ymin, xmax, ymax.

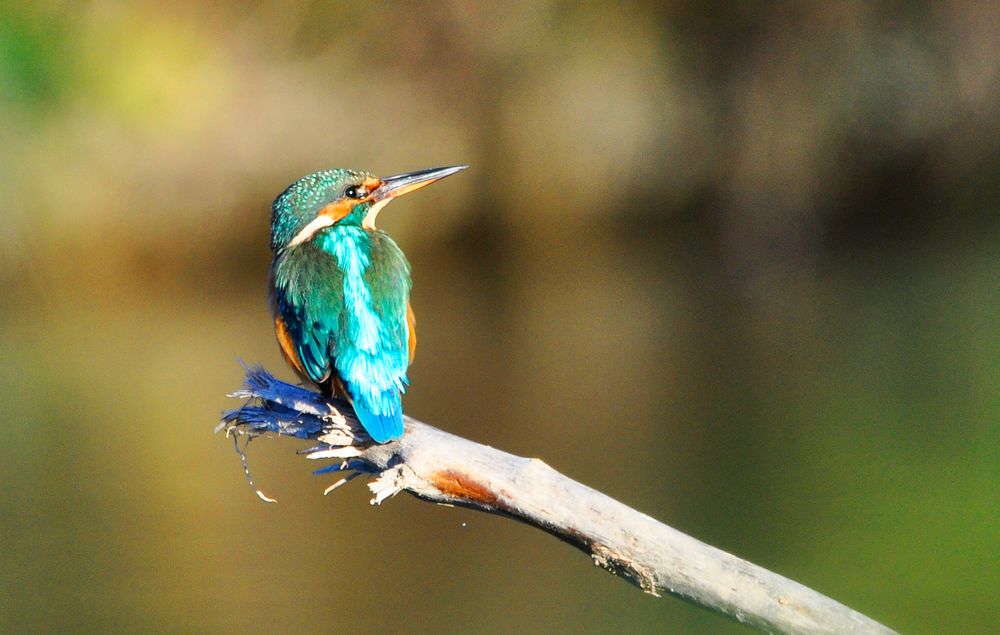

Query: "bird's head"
<box><xmin>270</xmin><ymin>165</ymin><xmax>467</xmax><ymax>251</ymax></box>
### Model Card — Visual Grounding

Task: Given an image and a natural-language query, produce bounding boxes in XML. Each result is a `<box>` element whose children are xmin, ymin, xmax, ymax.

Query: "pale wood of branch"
<box><xmin>219</xmin><ymin>367</ymin><xmax>896</xmax><ymax>635</ymax></box>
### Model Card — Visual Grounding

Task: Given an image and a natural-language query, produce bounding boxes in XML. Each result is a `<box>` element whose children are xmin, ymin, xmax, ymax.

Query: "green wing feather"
<box><xmin>272</xmin><ymin>243</ymin><xmax>344</xmax><ymax>384</ymax></box>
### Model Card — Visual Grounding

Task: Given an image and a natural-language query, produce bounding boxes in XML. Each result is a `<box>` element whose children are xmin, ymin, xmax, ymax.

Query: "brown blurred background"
<box><xmin>1</xmin><ymin>2</ymin><xmax>997</xmax><ymax>633</ymax></box>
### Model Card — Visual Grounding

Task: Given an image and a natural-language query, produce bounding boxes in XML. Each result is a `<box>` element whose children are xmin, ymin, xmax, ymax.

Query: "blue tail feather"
<box><xmin>352</xmin><ymin>396</ymin><xmax>404</xmax><ymax>443</ymax></box>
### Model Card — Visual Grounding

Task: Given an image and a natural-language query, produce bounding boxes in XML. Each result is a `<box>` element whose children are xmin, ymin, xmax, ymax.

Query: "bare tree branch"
<box><xmin>218</xmin><ymin>366</ymin><xmax>896</xmax><ymax>635</ymax></box>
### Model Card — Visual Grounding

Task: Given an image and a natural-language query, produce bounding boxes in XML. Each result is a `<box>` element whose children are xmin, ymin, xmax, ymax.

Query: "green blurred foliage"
<box><xmin>1</xmin><ymin>2</ymin><xmax>997</xmax><ymax>633</ymax></box>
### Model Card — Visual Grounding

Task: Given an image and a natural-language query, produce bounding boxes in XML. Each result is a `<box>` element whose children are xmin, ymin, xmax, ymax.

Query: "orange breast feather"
<box><xmin>407</xmin><ymin>303</ymin><xmax>417</xmax><ymax>364</ymax></box>
<box><xmin>274</xmin><ymin>316</ymin><xmax>307</xmax><ymax>378</ymax></box>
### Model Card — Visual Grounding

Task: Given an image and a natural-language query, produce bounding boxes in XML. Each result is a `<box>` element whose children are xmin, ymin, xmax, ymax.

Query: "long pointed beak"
<box><xmin>371</xmin><ymin>165</ymin><xmax>468</xmax><ymax>202</ymax></box>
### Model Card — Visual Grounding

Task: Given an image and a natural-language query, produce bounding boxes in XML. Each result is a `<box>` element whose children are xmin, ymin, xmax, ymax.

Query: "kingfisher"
<box><xmin>269</xmin><ymin>165</ymin><xmax>467</xmax><ymax>443</ymax></box>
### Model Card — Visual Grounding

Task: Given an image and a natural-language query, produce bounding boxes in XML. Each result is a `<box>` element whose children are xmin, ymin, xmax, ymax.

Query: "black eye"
<box><xmin>345</xmin><ymin>185</ymin><xmax>370</xmax><ymax>200</ymax></box>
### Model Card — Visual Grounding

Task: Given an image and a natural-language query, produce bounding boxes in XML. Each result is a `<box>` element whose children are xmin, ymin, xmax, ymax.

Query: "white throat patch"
<box><xmin>363</xmin><ymin>199</ymin><xmax>391</xmax><ymax>230</ymax></box>
<box><xmin>288</xmin><ymin>215</ymin><xmax>336</xmax><ymax>248</ymax></box>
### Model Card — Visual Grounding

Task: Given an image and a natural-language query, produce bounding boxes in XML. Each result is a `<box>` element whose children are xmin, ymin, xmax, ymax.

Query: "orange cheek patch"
<box><xmin>318</xmin><ymin>199</ymin><xmax>355</xmax><ymax>223</ymax></box>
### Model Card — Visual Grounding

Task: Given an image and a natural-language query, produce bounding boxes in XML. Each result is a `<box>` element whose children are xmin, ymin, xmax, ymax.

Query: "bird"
<box><xmin>268</xmin><ymin>165</ymin><xmax>466</xmax><ymax>443</ymax></box>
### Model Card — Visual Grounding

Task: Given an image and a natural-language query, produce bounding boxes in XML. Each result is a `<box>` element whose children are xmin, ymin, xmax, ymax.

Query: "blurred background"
<box><xmin>1</xmin><ymin>2</ymin><xmax>997</xmax><ymax>633</ymax></box>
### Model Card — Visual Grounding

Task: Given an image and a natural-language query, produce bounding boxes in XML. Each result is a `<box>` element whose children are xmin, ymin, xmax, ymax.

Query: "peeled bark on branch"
<box><xmin>218</xmin><ymin>367</ymin><xmax>896</xmax><ymax>635</ymax></box>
